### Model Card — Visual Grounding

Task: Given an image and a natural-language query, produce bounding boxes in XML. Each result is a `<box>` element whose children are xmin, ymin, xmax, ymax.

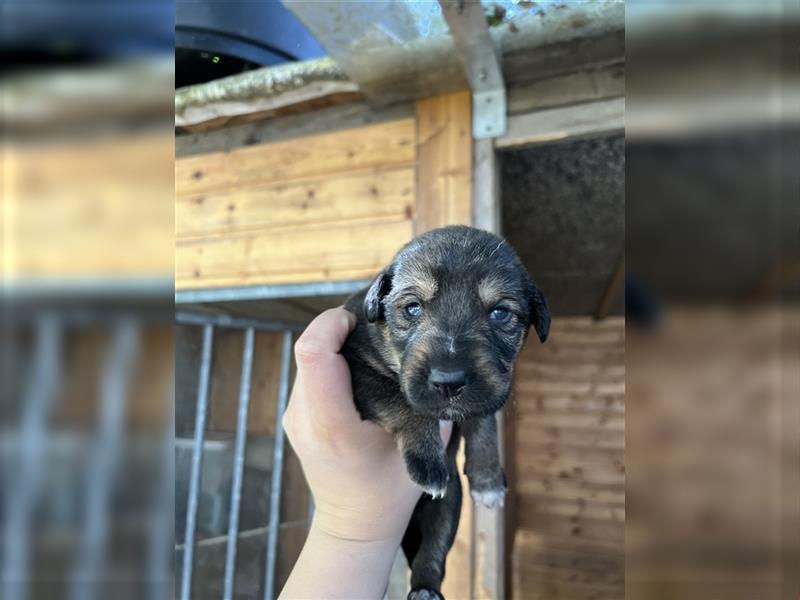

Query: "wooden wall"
<box><xmin>175</xmin><ymin>91</ymin><xmax>471</xmax><ymax>290</ymax></box>
<box><xmin>508</xmin><ymin>317</ymin><xmax>625</xmax><ymax>600</ymax></box>
<box><xmin>625</xmin><ymin>308</ymin><xmax>796</xmax><ymax>600</ymax></box>
<box><xmin>176</xmin><ymin>91</ymin><xmax>476</xmax><ymax>598</ymax></box>
<box><xmin>4</xmin><ymin>133</ymin><xmax>173</xmax><ymax>279</ymax></box>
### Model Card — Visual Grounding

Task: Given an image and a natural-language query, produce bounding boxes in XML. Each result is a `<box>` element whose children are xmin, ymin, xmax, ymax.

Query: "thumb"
<box><xmin>292</xmin><ymin>308</ymin><xmax>361</xmax><ymax>430</ymax></box>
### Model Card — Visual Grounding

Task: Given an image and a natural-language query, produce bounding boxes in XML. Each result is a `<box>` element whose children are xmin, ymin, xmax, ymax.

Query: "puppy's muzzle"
<box><xmin>429</xmin><ymin>368</ymin><xmax>466</xmax><ymax>399</ymax></box>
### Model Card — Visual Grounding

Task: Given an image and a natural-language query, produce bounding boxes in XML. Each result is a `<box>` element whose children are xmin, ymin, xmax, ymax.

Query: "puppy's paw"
<box><xmin>408</xmin><ymin>588</ymin><xmax>444</xmax><ymax>600</ymax></box>
<box><xmin>404</xmin><ymin>451</ymin><xmax>449</xmax><ymax>499</ymax></box>
<box><xmin>470</xmin><ymin>487</ymin><xmax>506</xmax><ymax>508</ymax></box>
<box><xmin>468</xmin><ymin>468</ymin><xmax>507</xmax><ymax>508</ymax></box>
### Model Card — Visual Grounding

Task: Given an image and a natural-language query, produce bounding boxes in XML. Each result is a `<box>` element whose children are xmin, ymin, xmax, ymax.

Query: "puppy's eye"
<box><xmin>489</xmin><ymin>307</ymin><xmax>511</xmax><ymax>323</ymax></box>
<box><xmin>405</xmin><ymin>302</ymin><xmax>422</xmax><ymax>318</ymax></box>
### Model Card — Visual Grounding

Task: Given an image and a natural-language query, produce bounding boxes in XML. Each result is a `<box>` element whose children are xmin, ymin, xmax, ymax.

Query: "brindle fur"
<box><xmin>342</xmin><ymin>226</ymin><xmax>549</xmax><ymax>599</ymax></box>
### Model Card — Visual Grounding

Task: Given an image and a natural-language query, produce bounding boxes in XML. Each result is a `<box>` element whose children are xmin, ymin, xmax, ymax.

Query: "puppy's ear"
<box><xmin>525</xmin><ymin>276</ymin><xmax>551</xmax><ymax>343</ymax></box>
<box><xmin>364</xmin><ymin>265</ymin><xmax>394</xmax><ymax>323</ymax></box>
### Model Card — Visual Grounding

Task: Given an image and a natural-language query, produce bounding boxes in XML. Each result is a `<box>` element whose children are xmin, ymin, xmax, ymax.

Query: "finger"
<box><xmin>292</xmin><ymin>308</ymin><xmax>362</xmax><ymax>431</ymax></box>
<box><xmin>294</xmin><ymin>308</ymin><xmax>355</xmax><ymax>363</ymax></box>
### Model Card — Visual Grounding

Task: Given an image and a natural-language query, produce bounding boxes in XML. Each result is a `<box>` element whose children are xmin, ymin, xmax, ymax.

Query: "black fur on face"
<box><xmin>363</xmin><ymin>225</ymin><xmax>550</xmax><ymax>421</ymax></box>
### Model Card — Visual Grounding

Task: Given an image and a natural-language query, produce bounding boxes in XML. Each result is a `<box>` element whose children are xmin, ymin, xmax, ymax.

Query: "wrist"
<box><xmin>280</xmin><ymin>521</ymin><xmax>400</xmax><ymax>599</ymax></box>
<box><xmin>310</xmin><ymin>509</ymin><xmax>406</xmax><ymax>547</ymax></box>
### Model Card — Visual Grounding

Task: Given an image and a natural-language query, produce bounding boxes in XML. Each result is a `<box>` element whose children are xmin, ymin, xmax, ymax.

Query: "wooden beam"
<box><xmin>176</xmin><ymin>101</ymin><xmax>414</xmax><ymax>158</ymax></box>
<box><xmin>496</xmin><ymin>97</ymin><xmax>625</xmax><ymax>151</ymax></box>
<box><xmin>472</xmin><ymin>138</ymin><xmax>500</xmax><ymax>234</ymax></box>
<box><xmin>507</xmin><ymin>64</ymin><xmax>624</xmax><ymax>117</ymax></box>
<box><xmin>472</xmin><ymin>135</ymin><xmax>505</xmax><ymax>600</ymax></box>
<box><xmin>415</xmin><ymin>91</ymin><xmax>473</xmax><ymax>234</ymax></box>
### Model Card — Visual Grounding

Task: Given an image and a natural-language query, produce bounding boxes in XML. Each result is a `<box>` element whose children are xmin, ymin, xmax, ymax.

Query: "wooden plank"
<box><xmin>519</xmin><ymin>496</ymin><xmax>624</xmax><ymax>521</ymax></box>
<box><xmin>415</xmin><ymin>91</ymin><xmax>472</xmax><ymax>234</ymax></box>
<box><xmin>5</xmin><ymin>133</ymin><xmax>173</xmax><ymax>278</ymax></box>
<box><xmin>503</xmin><ymin>403</ymin><xmax>518</xmax><ymax>600</ymax></box>
<box><xmin>503</xmin><ymin>30</ymin><xmax>625</xmax><ymax>87</ymax></box>
<box><xmin>514</xmin><ymin>426</ymin><xmax>624</xmax><ymax>451</ymax></box>
<box><xmin>177</xmin><ymin>211</ymin><xmax>396</xmax><ymax>283</ymax></box>
<box><xmin>176</xmin><ymin>219</ymin><xmax>413</xmax><ymax>290</ymax></box>
<box><xmin>177</xmin><ymin>167</ymin><xmax>415</xmax><ymax>239</ymax></box>
<box><xmin>514</xmin><ymin>394</ymin><xmax>625</xmax><ymax>416</ymax></box>
<box><xmin>176</xmin><ymin>118</ymin><xmax>416</xmax><ymax>196</ymax></box>
<box><xmin>517</xmin><ymin>412</ymin><xmax>624</xmax><ymax>431</ymax></box>
<box><xmin>409</xmin><ymin>92</ymin><xmax>478</xmax><ymax>598</ymax></box>
<box><xmin>128</xmin><ymin>326</ymin><xmax>175</xmax><ymax>427</ymax></box>
<box><xmin>441</xmin><ymin>439</ymin><xmax>473</xmax><ymax>600</ymax></box>
<box><xmin>516</xmin><ymin>512</ymin><xmax>625</xmax><ymax>545</ymax></box>
<box><xmin>507</xmin><ymin>64</ymin><xmax>625</xmax><ymax>116</ymax></box>
<box><xmin>514</xmin><ymin>530</ymin><xmax>623</xmax><ymax>570</ymax></box>
<box><xmin>496</xmin><ymin>97</ymin><xmax>625</xmax><ymax>151</ymax></box>
<box><xmin>176</xmin><ymin>101</ymin><xmax>414</xmax><ymax>158</ymax></box>
<box><xmin>472</xmin><ymin>137</ymin><xmax>500</xmax><ymax>234</ymax></box>
<box><xmin>470</xmin><ymin>114</ymin><xmax>504</xmax><ymax>600</ymax></box>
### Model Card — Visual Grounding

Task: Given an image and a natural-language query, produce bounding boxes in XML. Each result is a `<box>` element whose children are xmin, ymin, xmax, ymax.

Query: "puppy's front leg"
<box><xmin>463</xmin><ymin>415</ymin><xmax>506</xmax><ymax>508</ymax></box>
<box><xmin>395</xmin><ymin>416</ymin><xmax>449</xmax><ymax>498</ymax></box>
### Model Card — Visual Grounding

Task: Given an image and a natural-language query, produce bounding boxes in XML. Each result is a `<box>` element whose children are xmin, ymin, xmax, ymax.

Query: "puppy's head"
<box><xmin>364</xmin><ymin>225</ymin><xmax>549</xmax><ymax>420</ymax></box>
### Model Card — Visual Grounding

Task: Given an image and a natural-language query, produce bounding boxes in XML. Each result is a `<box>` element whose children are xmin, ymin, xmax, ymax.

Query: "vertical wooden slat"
<box><xmin>415</xmin><ymin>91</ymin><xmax>473</xmax><ymax>234</ymax></box>
<box><xmin>471</xmin><ymin>132</ymin><xmax>505</xmax><ymax>600</ymax></box>
<box><xmin>472</xmin><ymin>138</ymin><xmax>501</xmax><ymax>234</ymax></box>
<box><xmin>441</xmin><ymin>440</ymin><xmax>474</xmax><ymax>600</ymax></box>
<box><xmin>416</xmin><ymin>90</ymin><xmax>508</xmax><ymax>598</ymax></box>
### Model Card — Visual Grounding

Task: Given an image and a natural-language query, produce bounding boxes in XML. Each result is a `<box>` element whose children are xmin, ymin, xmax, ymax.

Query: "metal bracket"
<box><xmin>439</xmin><ymin>0</ymin><xmax>507</xmax><ymax>139</ymax></box>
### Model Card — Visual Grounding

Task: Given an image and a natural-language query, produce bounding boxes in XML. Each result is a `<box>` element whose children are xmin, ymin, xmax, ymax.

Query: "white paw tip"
<box><xmin>408</xmin><ymin>588</ymin><xmax>442</xmax><ymax>600</ymax></box>
<box><xmin>422</xmin><ymin>485</ymin><xmax>447</xmax><ymax>499</ymax></box>
<box><xmin>471</xmin><ymin>488</ymin><xmax>506</xmax><ymax>508</ymax></box>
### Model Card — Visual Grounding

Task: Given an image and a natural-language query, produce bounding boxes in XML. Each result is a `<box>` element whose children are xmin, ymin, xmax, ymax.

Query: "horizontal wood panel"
<box><xmin>516</xmin><ymin>511</ymin><xmax>625</xmax><ymax>545</ymax></box>
<box><xmin>177</xmin><ymin>167</ymin><xmax>415</xmax><ymax>239</ymax></box>
<box><xmin>176</xmin><ymin>118</ymin><xmax>416</xmax><ymax>196</ymax></box>
<box><xmin>176</xmin><ymin>219</ymin><xmax>412</xmax><ymax>290</ymax></box>
<box><xmin>513</xmin><ymin>426</ymin><xmax>624</xmax><ymax>451</ymax></box>
<box><xmin>511</xmin><ymin>317</ymin><xmax>625</xmax><ymax>600</ymax></box>
<box><xmin>521</xmin><ymin>495</ymin><xmax>624</xmax><ymax>519</ymax></box>
<box><xmin>518</xmin><ymin>455</ymin><xmax>625</xmax><ymax>480</ymax></box>
<box><xmin>6</xmin><ymin>133</ymin><xmax>174</xmax><ymax>278</ymax></box>
<box><xmin>518</xmin><ymin>479</ymin><xmax>624</xmax><ymax>505</ymax></box>
<box><xmin>515</xmin><ymin>529</ymin><xmax>623</xmax><ymax>558</ymax></box>
<box><xmin>514</xmin><ymin>393</ymin><xmax>624</xmax><ymax>415</ymax></box>
<box><xmin>517</xmin><ymin>412</ymin><xmax>624</xmax><ymax>431</ymax></box>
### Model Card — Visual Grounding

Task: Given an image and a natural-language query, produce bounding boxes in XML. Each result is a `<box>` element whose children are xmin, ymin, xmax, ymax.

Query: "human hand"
<box><xmin>283</xmin><ymin>308</ymin><xmax>452</xmax><ymax>545</ymax></box>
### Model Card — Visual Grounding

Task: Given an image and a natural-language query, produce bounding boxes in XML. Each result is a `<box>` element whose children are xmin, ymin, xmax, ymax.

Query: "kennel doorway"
<box><xmin>499</xmin><ymin>129</ymin><xmax>625</xmax><ymax>599</ymax></box>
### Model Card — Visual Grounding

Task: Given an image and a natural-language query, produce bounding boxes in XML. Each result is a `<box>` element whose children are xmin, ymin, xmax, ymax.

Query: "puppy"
<box><xmin>342</xmin><ymin>225</ymin><xmax>549</xmax><ymax>600</ymax></box>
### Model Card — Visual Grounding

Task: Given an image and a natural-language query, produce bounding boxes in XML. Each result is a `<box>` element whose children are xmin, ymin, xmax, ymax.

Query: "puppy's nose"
<box><xmin>429</xmin><ymin>368</ymin><xmax>466</xmax><ymax>398</ymax></box>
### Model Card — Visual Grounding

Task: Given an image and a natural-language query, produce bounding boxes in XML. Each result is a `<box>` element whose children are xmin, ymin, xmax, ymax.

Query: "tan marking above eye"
<box><xmin>393</xmin><ymin>261</ymin><xmax>439</xmax><ymax>302</ymax></box>
<box><xmin>477</xmin><ymin>276</ymin><xmax>505</xmax><ymax>306</ymax></box>
<box><xmin>400</xmin><ymin>273</ymin><xmax>437</xmax><ymax>301</ymax></box>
